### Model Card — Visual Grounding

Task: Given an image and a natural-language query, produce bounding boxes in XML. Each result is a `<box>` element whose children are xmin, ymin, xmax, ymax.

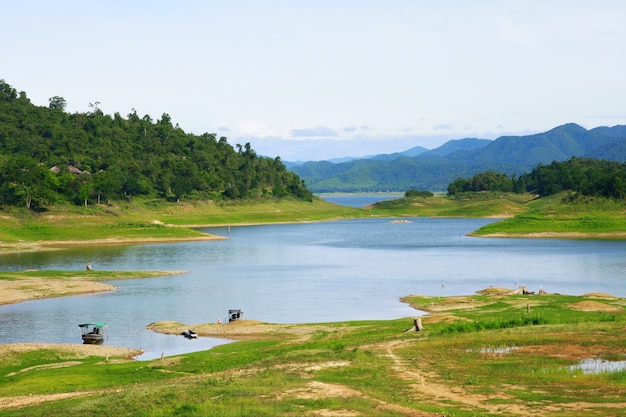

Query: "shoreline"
<box><xmin>3</xmin><ymin>289</ymin><xmax>623</xmax><ymax>361</ymax></box>
<box><xmin>0</xmin><ymin>235</ymin><xmax>226</xmax><ymax>255</ymax></box>
<box><xmin>474</xmin><ymin>231</ymin><xmax>626</xmax><ymax>239</ymax></box>
<box><xmin>0</xmin><ymin>270</ymin><xmax>186</xmax><ymax>306</ymax></box>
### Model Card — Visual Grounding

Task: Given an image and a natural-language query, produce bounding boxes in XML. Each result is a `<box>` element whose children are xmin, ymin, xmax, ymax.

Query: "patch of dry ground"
<box><xmin>378</xmin><ymin>339</ymin><xmax>626</xmax><ymax>417</ymax></box>
<box><xmin>0</xmin><ymin>343</ymin><xmax>141</xmax><ymax>362</ymax></box>
<box><xmin>0</xmin><ymin>392</ymin><xmax>98</xmax><ymax>410</ymax></box>
<box><xmin>277</xmin><ymin>370</ymin><xmax>441</xmax><ymax>416</ymax></box>
<box><xmin>0</xmin><ymin>230</ymin><xmax>225</xmax><ymax>255</ymax></box>
<box><xmin>0</xmin><ymin>271</ymin><xmax>186</xmax><ymax>306</ymax></box>
<box><xmin>569</xmin><ymin>300</ymin><xmax>621</xmax><ymax>312</ymax></box>
<box><xmin>147</xmin><ymin>319</ymin><xmax>342</xmax><ymax>341</ymax></box>
<box><xmin>479</xmin><ymin>231</ymin><xmax>626</xmax><ymax>239</ymax></box>
<box><xmin>0</xmin><ymin>278</ymin><xmax>117</xmax><ymax>305</ymax></box>
<box><xmin>38</xmin><ymin>235</ymin><xmax>225</xmax><ymax>248</ymax></box>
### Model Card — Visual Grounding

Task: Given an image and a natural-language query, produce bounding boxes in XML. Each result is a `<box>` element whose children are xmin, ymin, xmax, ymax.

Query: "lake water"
<box><xmin>1</xmin><ymin>218</ymin><xmax>625</xmax><ymax>359</ymax></box>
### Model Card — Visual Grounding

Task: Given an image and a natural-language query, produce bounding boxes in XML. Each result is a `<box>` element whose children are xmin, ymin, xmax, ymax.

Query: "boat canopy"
<box><xmin>78</xmin><ymin>322</ymin><xmax>107</xmax><ymax>328</ymax></box>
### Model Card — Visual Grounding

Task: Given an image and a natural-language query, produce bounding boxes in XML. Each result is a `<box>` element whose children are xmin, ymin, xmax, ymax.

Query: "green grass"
<box><xmin>0</xmin><ymin>270</ymin><xmax>183</xmax><ymax>282</ymax></box>
<box><xmin>0</xmin><ymin>197</ymin><xmax>365</xmax><ymax>249</ymax></box>
<box><xmin>367</xmin><ymin>192</ymin><xmax>533</xmax><ymax>218</ymax></box>
<box><xmin>471</xmin><ymin>194</ymin><xmax>626</xmax><ymax>236</ymax></box>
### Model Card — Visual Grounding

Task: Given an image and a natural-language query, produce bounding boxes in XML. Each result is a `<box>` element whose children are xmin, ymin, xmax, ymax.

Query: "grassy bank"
<box><xmin>368</xmin><ymin>192</ymin><xmax>533</xmax><ymax>218</ymax></box>
<box><xmin>471</xmin><ymin>194</ymin><xmax>626</xmax><ymax>237</ymax></box>
<box><xmin>1</xmin><ymin>290</ymin><xmax>624</xmax><ymax>416</ymax></box>
<box><xmin>370</xmin><ymin>192</ymin><xmax>626</xmax><ymax>238</ymax></box>
<box><xmin>0</xmin><ymin>197</ymin><xmax>365</xmax><ymax>253</ymax></box>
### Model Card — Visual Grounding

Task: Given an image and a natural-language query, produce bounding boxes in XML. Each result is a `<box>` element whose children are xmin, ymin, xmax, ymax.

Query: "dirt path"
<box><xmin>380</xmin><ymin>339</ymin><xmax>626</xmax><ymax>416</ymax></box>
<box><xmin>380</xmin><ymin>340</ymin><xmax>529</xmax><ymax>415</ymax></box>
<box><xmin>0</xmin><ymin>391</ymin><xmax>97</xmax><ymax>410</ymax></box>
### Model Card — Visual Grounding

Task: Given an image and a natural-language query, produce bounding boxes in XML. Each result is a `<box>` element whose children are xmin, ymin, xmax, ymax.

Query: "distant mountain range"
<box><xmin>288</xmin><ymin>123</ymin><xmax>626</xmax><ymax>192</ymax></box>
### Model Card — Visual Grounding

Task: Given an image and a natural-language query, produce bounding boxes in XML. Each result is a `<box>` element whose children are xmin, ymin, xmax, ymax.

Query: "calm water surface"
<box><xmin>1</xmin><ymin>218</ymin><xmax>625</xmax><ymax>359</ymax></box>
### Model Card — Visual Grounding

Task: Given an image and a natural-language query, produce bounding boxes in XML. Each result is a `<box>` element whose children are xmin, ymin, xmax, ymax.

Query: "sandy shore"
<box><xmin>0</xmin><ymin>343</ymin><xmax>141</xmax><ymax>360</ymax></box>
<box><xmin>147</xmin><ymin>319</ymin><xmax>338</xmax><ymax>341</ymax></box>
<box><xmin>0</xmin><ymin>278</ymin><xmax>116</xmax><ymax>306</ymax></box>
<box><xmin>0</xmin><ymin>235</ymin><xmax>226</xmax><ymax>255</ymax></box>
<box><xmin>0</xmin><ymin>271</ymin><xmax>186</xmax><ymax>306</ymax></box>
<box><xmin>476</xmin><ymin>231</ymin><xmax>626</xmax><ymax>239</ymax></box>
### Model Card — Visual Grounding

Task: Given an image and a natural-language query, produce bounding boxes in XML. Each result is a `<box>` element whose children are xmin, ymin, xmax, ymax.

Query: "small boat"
<box><xmin>228</xmin><ymin>309</ymin><xmax>244</xmax><ymax>322</ymax></box>
<box><xmin>181</xmin><ymin>329</ymin><xmax>197</xmax><ymax>339</ymax></box>
<box><xmin>79</xmin><ymin>322</ymin><xmax>106</xmax><ymax>345</ymax></box>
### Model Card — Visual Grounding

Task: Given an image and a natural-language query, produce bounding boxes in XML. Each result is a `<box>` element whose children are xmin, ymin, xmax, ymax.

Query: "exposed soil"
<box><xmin>0</xmin><ymin>271</ymin><xmax>186</xmax><ymax>306</ymax></box>
<box><xmin>0</xmin><ymin>234</ymin><xmax>225</xmax><ymax>255</ymax></box>
<box><xmin>147</xmin><ymin>319</ymin><xmax>341</xmax><ymax>341</ymax></box>
<box><xmin>0</xmin><ymin>279</ymin><xmax>117</xmax><ymax>305</ymax></box>
<box><xmin>569</xmin><ymin>300</ymin><xmax>621</xmax><ymax>312</ymax></box>
<box><xmin>479</xmin><ymin>231</ymin><xmax>626</xmax><ymax>239</ymax></box>
<box><xmin>0</xmin><ymin>343</ymin><xmax>141</xmax><ymax>361</ymax></box>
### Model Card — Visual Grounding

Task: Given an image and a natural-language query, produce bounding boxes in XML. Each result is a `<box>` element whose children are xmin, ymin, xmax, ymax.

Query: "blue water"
<box><xmin>1</xmin><ymin>218</ymin><xmax>625</xmax><ymax>359</ymax></box>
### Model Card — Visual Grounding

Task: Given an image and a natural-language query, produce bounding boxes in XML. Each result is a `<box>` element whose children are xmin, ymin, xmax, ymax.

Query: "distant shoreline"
<box><xmin>475</xmin><ymin>231</ymin><xmax>626</xmax><ymax>239</ymax></box>
<box><xmin>0</xmin><ymin>235</ymin><xmax>225</xmax><ymax>255</ymax></box>
<box><xmin>0</xmin><ymin>270</ymin><xmax>186</xmax><ymax>306</ymax></box>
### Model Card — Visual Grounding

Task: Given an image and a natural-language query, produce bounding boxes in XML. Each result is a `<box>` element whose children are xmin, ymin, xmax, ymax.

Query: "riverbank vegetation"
<box><xmin>1</xmin><ymin>290</ymin><xmax>624</xmax><ymax>416</ymax></box>
<box><xmin>0</xmin><ymin>197</ymin><xmax>365</xmax><ymax>253</ymax></box>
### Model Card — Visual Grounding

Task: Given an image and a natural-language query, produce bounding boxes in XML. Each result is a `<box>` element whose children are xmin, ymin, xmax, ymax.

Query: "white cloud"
<box><xmin>291</xmin><ymin>126</ymin><xmax>339</xmax><ymax>138</ymax></box>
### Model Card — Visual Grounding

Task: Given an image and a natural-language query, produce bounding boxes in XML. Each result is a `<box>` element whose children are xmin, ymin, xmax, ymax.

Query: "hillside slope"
<box><xmin>291</xmin><ymin>124</ymin><xmax>626</xmax><ymax>192</ymax></box>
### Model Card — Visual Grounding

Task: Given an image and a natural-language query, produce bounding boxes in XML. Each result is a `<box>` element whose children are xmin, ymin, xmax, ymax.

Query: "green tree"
<box><xmin>48</xmin><ymin>96</ymin><xmax>67</xmax><ymax>111</ymax></box>
<box><xmin>0</xmin><ymin>156</ymin><xmax>57</xmax><ymax>210</ymax></box>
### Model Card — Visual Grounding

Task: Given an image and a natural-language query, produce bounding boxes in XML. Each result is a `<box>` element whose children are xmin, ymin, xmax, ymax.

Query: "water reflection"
<box><xmin>569</xmin><ymin>358</ymin><xmax>626</xmax><ymax>374</ymax></box>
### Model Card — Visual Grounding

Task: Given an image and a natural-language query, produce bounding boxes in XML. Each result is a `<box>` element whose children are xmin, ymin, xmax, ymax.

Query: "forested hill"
<box><xmin>291</xmin><ymin>123</ymin><xmax>626</xmax><ymax>192</ymax></box>
<box><xmin>0</xmin><ymin>80</ymin><xmax>312</xmax><ymax>211</ymax></box>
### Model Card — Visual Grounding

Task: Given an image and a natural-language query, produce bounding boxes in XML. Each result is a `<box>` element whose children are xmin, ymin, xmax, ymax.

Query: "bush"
<box><xmin>405</xmin><ymin>189</ymin><xmax>433</xmax><ymax>198</ymax></box>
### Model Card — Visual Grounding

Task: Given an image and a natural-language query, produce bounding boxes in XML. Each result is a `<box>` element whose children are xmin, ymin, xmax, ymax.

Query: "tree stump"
<box><xmin>415</xmin><ymin>317</ymin><xmax>424</xmax><ymax>331</ymax></box>
<box><xmin>407</xmin><ymin>317</ymin><xmax>424</xmax><ymax>332</ymax></box>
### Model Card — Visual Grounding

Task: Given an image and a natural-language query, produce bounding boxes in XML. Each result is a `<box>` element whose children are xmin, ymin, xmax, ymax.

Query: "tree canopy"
<box><xmin>0</xmin><ymin>80</ymin><xmax>312</xmax><ymax>210</ymax></box>
<box><xmin>447</xmin><ymin>157</ymin><xmax>626</xmax><ymax>199</ymax></box>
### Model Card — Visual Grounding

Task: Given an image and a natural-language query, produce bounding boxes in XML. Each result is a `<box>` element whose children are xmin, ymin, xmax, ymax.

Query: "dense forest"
<box><xmin>0</xmin><ymin>80</ymin><xmax>312</xmax><ymax>211</ymax></box>
<box><xmin>447</xmin><ymin>157</ymin><xmax>626</xmax><ymax>199</ymax></box>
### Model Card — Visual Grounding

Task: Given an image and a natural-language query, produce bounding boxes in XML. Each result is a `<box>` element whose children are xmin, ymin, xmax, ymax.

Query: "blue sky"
<box><xmin>3</xmin><ymin>1</ymin><xmax>625</xmax><ymax>160</ymax></box>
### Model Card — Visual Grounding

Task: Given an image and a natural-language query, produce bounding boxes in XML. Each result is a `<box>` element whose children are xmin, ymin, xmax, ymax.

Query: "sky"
<box><xmin>2</xmin><ymin>1</ymin><xmax>625</xmax><ymax>161</ymax></box>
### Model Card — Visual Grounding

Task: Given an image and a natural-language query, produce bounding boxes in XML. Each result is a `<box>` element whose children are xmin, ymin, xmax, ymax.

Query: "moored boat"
<box><xmin>79</xmin><ymin>322</ymin><xmax>106</xmax><ymax>344</ymax></box>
